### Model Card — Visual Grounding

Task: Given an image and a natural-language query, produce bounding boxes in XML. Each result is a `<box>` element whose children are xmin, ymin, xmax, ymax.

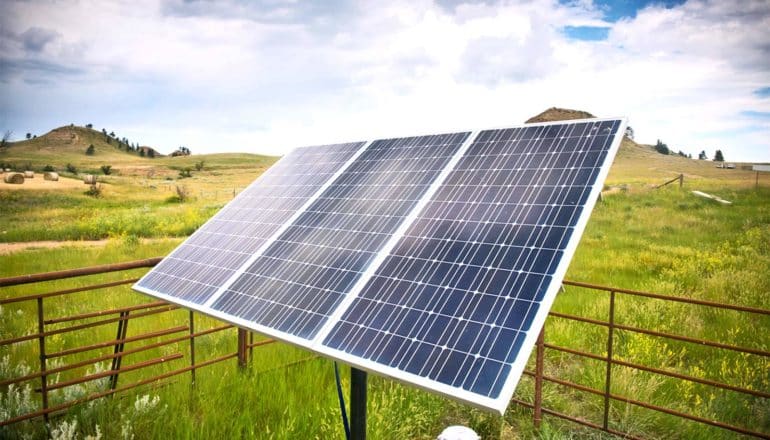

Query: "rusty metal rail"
<box><xmin>1</xmin><ymin>259</ymin><xmax>768</xmax><ymax>439</ymax></box>
<box><xmin>0</xmin><ymin>258</ymin><xmax>275</xmax><ymax>429</ymax></box>
<box><xmin>529</xmin><ymin>281</ymin><xmax>770</xmax><ymax>439</ymax></box>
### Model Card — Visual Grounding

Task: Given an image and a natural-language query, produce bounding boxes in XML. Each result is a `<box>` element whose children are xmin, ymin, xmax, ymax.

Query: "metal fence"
<box><xmin>1</xmin><ymin>259</ymin><xmax>768</xmax><ymax>438</ymax></box>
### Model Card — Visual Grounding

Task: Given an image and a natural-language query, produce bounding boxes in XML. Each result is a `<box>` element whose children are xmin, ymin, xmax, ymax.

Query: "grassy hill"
<box><xmin>0</xmin><ymin>125</ymin><xmax>276</xmax><ymax>176</ymax></box>
<box><xmin>528</xmin><ymin>107</ymin><xmax>759</xmax><ymax>188</ymax></box>
<box><xmin>1</xmin><ymin>125</ymin><xmax>153</xmax><ymax>167</ymax></box>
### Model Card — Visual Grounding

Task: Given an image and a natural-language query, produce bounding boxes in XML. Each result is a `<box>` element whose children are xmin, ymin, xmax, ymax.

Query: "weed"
<box><xmin>84</xmin><ymin>183</ymin><xmax>102</xmax><ymax>197</ymax></box>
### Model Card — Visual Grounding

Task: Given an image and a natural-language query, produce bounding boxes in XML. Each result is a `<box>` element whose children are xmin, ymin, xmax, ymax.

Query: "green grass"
<box><xmin>1</xmin><ymin>135</ymin><xmax>768</xmax><ymax>438</ymax></box>
<box><xmin>2</xmin><ymin>185</ymin><xmax>768</xmax><ymax>439</ymax></box>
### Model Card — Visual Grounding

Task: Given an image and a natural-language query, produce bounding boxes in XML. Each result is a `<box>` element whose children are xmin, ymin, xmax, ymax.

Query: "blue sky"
<box><xmin>1</xmin><ymin>0</ymin><xmax>768</xmax><ymax>161</ymax></box>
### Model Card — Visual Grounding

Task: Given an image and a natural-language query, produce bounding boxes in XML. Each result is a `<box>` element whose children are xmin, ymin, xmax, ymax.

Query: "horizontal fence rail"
<box><xmin>1</xmin><ymin>259</ymin><xmax>768</xmax><ymax>439</ymax></box>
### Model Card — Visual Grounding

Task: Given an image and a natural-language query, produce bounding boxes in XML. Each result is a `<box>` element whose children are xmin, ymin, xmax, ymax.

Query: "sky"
<box><xmin>1</xmin><ymin>0</ymin><xmax>768</xmax><ymax>161</ymax></box>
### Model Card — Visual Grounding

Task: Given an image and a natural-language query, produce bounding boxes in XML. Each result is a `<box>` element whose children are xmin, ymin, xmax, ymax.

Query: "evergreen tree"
<box><xmin>714</xmin><ymin>150</ymin><xmax>725</xmax><ymax>162</ymax></box>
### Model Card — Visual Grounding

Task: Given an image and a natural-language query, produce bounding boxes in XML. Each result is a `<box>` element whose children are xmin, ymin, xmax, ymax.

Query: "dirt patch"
<box><xmin>0</xmin><ymin>240</ymin><xmax>110</xmax><ymax>255</ymax></box>
<box><xmin>0</xmin><ymin>175</ymin><xmax>87</xmax><ymax>190</ymax></box>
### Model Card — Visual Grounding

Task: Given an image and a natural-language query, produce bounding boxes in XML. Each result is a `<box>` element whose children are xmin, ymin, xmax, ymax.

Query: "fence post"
<box><xmin>237</xmin><ymin>328</ymin><xmax>248</xmax><ymax>369</ymax></box>
<box><xmin>249</xmin><ymin>332</ymin><xmax>254</xmax><ymax>362</ymax></box>
<box><xmin>679</xmin><ymin>174</ymin><xmax>683</xmax><ymax>188</ymax></box>
<box><xmin>603</xmin><ymin>291</ymin><xmax>616</xmax><ymax>430</ymax></box>
<box><xmin>36</xmin><ymin>298</ymin><xmax>49</xmax><ymax>423</ymax></box>
<box><xmin>189</xmin><ymin>311</ymin><xmax>196</xmax><ymax>385</ymax></box>
<box><xmin>534</xmin><ymin>327</ymin><xmax>545</xmax><ymax>428</ymax></box>
<box><xmin>109</xmin><ymin>311</ymin><xmax>130</xmax><ymax>390</ymax></box>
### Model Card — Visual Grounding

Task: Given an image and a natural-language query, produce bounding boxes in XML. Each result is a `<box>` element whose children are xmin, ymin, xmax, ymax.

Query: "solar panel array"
<box><xmin>134</xmin><ymin>118</ymin><xmax>626</xmax><ymax>413</ymax></box>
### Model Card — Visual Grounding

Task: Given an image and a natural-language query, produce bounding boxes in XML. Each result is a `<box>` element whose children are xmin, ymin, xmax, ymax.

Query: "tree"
<box><xmin>714</xmin><ymin>150</ymin><xmax>725</xmax><ymax>162</ymax></box>
<box><xmin>147</xmin><ymin>149</ymin><xmax>155</xmax><ymax>158</ymax></box>
<box><xmin>66</xmin><ymin>163</ymin><xmax>78</xmax><ymax>174</ymax></box>
<box><xmin>195</xmin><ymin>160</ymin><xmax>205</xmax><ymax>171</ymax></box>
<box><xmin>654</xmin><ymin>139</ymin><xmax>669</xmax><ymax>155</ymax></box>
<box><xmin>139</xmin><ymin>149</ymin><xmax>145</xmax><ymax>157</ymax></box>
<box><xmin>698</xmin><ymin>150</ymin><xmax>707</xmax><ymax>160</ymax></box>
<box><xmin>26</xmin><ymin>133</ymin><xmax>31</xmax><ymax>139</ymax></box>
<box><xmin>625</xmin><ymin>126</ymin><xmax>634</xmax><ymax>140</ymax></box>
<box><xmin>86</xmin><ymin>123</ymin><xmax>93</xmax><ymax>129</ymax></box>
<box><xmin>1</xmin><ymin>130</ymin><xmax>12</xmax><ymax>148</ymax></box>
<box><xmin>101</xmin><ymin>165</ymin><xmax>112</xmax><ymax>175</ymax></box>
<box><xmin>86</xmin><ymin>144</ymin><xmax>95</xmax><ymax>155</ymax></box>
<box><xmin>109</xmin><ymin>131</ymin><xmax>115</xmax><ymax>138</ymax></box>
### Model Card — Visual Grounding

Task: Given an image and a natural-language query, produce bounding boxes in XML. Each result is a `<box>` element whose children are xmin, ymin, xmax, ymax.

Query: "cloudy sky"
<box><xmin>1</xmin><ymin>0</ymin><xmax>768</xmax><ymax>161</ymax></box>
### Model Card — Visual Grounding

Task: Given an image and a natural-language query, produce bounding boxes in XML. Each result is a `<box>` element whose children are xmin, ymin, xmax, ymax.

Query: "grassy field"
<box><xmin>1</xmin><ymin>130</ymin><xmax>768</xmax><ymax>439</ymax></box>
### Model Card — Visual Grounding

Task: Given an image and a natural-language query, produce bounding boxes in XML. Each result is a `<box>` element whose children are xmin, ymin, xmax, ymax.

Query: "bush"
<box><xmin>43</xmin><ymin>164</ymin><xmax>55</xmax><ymax>172</ymax></box>
<box><xmin>167</xmin><ymin>185</ymin><xmax>191</xmax><ymax>203</ymax></box>
<box><xmin>178</xmin><ymin>168</ymin><xmax>192</xmax><ymax>179</ymax></box>
<box><xmin>195</xmin><ymin>160</ymin><xmax>205</xmax><ymax>171</ymax></box>
<box><xmin>66</xmin><ymin>163</ymin><xmax>78</xmax><ymax>174</ymax></box>
<box><xmin>84</xmin><ymin>183</ymin><xmax>102</xmax><ymax>197</ymax></box>
<box><xmin>86</xmin><ymin>144</ymin><xmax>95</xmax><ymax>155</ymax></box>
<box><xmin>654</xmin><ymin>140</ymin><xmax>669</xmax><ymax>155</ymax></box>
<box><xmin>101</xmin><ymin>165</ymin><xmax>112</xmax><ymax>175</ymax></box>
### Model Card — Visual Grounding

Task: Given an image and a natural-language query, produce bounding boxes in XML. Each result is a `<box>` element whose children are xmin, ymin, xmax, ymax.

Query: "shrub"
<box><xmin>195</xmin><ymin>160</ymin><xmax>205</xmax><ymax>171</ymax></box>
<box><xmin>84</xmin><ymin>183</ymin><xmax>102</xmax><ymax>197</ymax></box>
<box><xmin>178</xmin><ymin>168</ymin><xmax>192</xmax><ymax>179</ymax></box>
<box><xmin>66</xmin><ymin>163</ymin><xmax>78</xmax><ymax>174</ymax></box>
<box><xmin>101</xmin><ymin>165</ymin><xmax>112</xmax><ymax>175</ymax></box>
<box><xmin>167</xmin><ymin>185</ymin><xmax>191</xmax><ymax>203</ymax></box>
<box><xmin>86</xmin><ymin>144</ymin><xmax>95</xmax><ymax>155</ymax></box>
<box><xmin>654</xmin><ymin>140</ymin><xmax>669</xmax><ymax>155</ymax></box>
<box><xmin>43</xmin><ymin>164</ymin><xmax>55</xmax><ymax>172</ymax></box>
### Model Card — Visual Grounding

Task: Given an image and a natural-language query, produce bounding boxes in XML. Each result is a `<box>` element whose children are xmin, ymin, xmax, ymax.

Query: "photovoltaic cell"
<box><xmin>134</xmin><ymin>142</ymin><xmax>364</xmax><ymax>304</ymax></box>
<box><xmin>321</xmin><ymin>120</ymin><xmax>623</xmax><ymax>410</ymax></box>
<box><xmin>210</xmin><ymin>132</ymin><xmax>470</xmax><ymax>340</ymax></box>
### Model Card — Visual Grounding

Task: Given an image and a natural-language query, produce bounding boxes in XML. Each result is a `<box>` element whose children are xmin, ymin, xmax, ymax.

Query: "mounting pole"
<box><xmin>350</xmin><ymin>367</ymin><xmax>367</xmax><ymax>440</ymax></box>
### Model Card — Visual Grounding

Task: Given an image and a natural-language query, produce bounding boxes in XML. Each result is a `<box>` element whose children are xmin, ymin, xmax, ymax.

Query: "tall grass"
<box><xmin>1</xmin><ymin>187</ymin><xmax>768</xmax><ymax>438</ymax></box>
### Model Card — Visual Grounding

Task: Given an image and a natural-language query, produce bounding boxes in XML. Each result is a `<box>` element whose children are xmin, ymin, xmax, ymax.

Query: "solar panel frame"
<box><xmin>314</xmin><ymin>117</ymin><xmax>627</xmax><ymax>413</ymax></box>
<box><xmin>132</xmin><ymin>117</ymin><xmax>626</xmax><ymax>414</ymax></box>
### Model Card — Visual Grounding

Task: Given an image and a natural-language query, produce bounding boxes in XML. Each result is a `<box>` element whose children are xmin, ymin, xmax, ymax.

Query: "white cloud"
<box><xmin>0</xmin><ymin>0</ymin><xmax>768</xmax><ymax>161</ymax></box>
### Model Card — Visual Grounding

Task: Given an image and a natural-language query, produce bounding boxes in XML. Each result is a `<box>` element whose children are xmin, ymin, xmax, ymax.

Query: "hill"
<box><xmin>524</xmin><ymin>107</ymin><xmax>757</xmax><ymax>187</ymax></box>
<box><xmin>526</xmin><ymin>107</ymin><xmax>595</xmax><ymax>123</ymax></box>
<box><xmin>0</xmin><ymin>125</ymin><xmax>276</xmax><ymax>176</ymax></box>
<box><xmin>0</xmin><ymin>125</ymin><xmax>161</xmax><ymax>168</ymax></box>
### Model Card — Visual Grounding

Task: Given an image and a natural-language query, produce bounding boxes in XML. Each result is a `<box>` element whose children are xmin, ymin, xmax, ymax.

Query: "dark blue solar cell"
<box><xmin>323</xmin><ymin>120</ymin><xmax>623</xmax><ymax>405</ymax></box>
<box><xmin>211</xmin><ymin>132</ymin><xmax>470</xmax><ymax>340</ymax></box>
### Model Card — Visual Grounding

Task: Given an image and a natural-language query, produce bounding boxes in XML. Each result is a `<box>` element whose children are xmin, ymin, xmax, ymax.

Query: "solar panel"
<box><xmin>134</xmin><ymin>142</ymin><xmax>365</xmax><ymax>306</ymax></box>
<box><xmin>318</xmin><ymin>119</ymin><xmax>624</xmax><ymax>412</ymax></box>
<box><xmin>208</xmin><ymin>133</ymin><xmax>471</xmax><ymax>341</ymax></box>
<box><xmin>133</xmin><ymin>118</ymin><xmax>626</xmax><ymax>413</ymax></box>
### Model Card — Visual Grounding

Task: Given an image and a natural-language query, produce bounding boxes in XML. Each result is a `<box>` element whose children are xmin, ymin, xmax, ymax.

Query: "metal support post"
<box><xmin>189</xmin><ymin>311</ymin><xmax>196</xmax><ymax>384</ymax></box>
<box><xmin>534</xmin><ymin>327</ymin><xmax>545</xmax><ymax>428</ymax></box>
<box><xmin>237</xmin><ymin>328</ymin><xmax>248</xmax><ymax>369</ymax></box>
<box><xmin>351</xmin><ymin>367</ymin><xmax>367</xmax><ymax>440</ymax></box>
<box><xmin>109</xmin><ymin>311</ymin><xmax>130</xmax><ymax>390</ymax></box>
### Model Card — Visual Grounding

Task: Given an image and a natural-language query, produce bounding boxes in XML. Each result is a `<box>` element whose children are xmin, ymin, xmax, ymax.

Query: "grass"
<box><xmin>1</xmin><ymin>136</ymin><xmax>769</xmax><ymax>439</ymax></box>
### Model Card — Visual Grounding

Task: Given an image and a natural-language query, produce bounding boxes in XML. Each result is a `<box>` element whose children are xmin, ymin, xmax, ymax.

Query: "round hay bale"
<box><xmin>24</xmin><ymin>170</ymin><xmax>35</xmax><ymax>178</ymax></box>
<box><xmin>83</xmin><ymin>174</ymin><xmax>97</xmax><ymax>184</ymax></box>
<box><xmin>3</xmin><ymin>173</ymin><xmax>25</xmax><ymax>184</ymax></box>
<box><xmin>3</xmin><ymin>168</ymin><xmax>10</xmax><ymax>172</ymax></box>
<box><xmin>44</xmin><ymin>172</ymin><xmax>59</xmax><ymax>181</ymax></box>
